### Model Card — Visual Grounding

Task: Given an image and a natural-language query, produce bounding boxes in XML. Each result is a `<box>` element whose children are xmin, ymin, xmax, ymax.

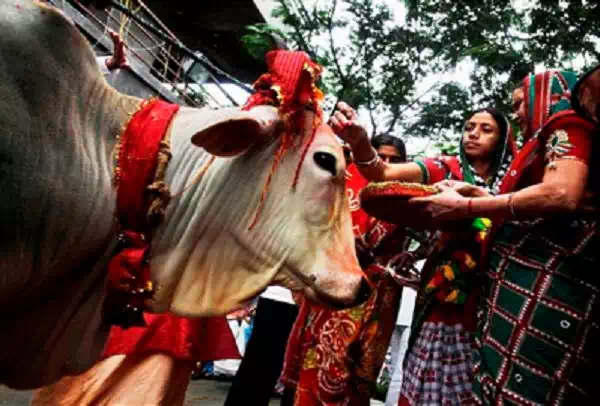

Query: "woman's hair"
<box><xmin>371</xmin><ymin>134</ymin><xmax>407</xmax><ymax>162</ymax></box>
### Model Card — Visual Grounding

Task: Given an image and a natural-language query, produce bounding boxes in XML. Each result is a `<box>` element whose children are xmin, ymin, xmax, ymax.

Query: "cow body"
<box><xmin>0</xmin><ymin>1</ymin><xmax>364</xmax><ymax>388</ymax></box>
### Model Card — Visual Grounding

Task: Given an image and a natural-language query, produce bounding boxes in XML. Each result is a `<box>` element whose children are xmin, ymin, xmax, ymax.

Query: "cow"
<box><xmin>0</xmin><ymin>1</ymin><xmax>366</xmax><ymax>389</ymax></box>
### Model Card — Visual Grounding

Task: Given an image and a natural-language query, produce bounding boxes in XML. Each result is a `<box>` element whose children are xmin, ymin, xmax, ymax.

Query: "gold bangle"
<box><xmin>355</xmin><ymin>147</ymin><xmax>380</xmax><ymax>168</ymax></box>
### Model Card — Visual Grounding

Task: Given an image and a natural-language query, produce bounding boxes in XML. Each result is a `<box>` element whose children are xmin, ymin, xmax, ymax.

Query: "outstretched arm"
<box><xmin>411</xmin><ymin>157</ymin><xmax>589</xmax><ymax>223</ymax></box>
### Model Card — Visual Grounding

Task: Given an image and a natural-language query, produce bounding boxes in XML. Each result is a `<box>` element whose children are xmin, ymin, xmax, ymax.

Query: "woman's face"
<box><xmin>512</xmin><ymin>87</ymin><xmax>528</xmax><ymax>136</ymax></box>
<box><xmin>462</xmin><ymin>112</ymin><xmax>501</xmax><ymax>161</ymax></box>
<box><xmin>376</xmin><ymin>145</ymin><xmax>404</xmax><ymax>164</ymax></box>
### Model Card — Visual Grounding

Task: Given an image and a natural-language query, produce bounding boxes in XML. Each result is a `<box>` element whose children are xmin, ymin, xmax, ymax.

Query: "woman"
<box><xmin>280</xmin><ymin>136</ymin><xmax>412</xmax><ymax>405</ymax></box>
<box><xmin>332</xmin><ymin>103</ymin><xmax>516</xmax><ymax>405</ymax></box>
<box><xmin>412</xmin><ymin>70</ymin><xmax>597</xmax><ymax>404</ymax></box>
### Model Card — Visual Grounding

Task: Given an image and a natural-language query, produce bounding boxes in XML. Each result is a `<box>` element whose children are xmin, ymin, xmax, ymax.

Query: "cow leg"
<box><xmin>31</xmin><ymin>353</ymin><xmax>194</xmax><ymax>406</ymax></box>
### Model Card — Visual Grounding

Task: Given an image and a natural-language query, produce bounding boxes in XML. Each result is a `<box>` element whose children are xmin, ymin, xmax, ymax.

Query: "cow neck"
<box><xmin>104</xmin><ymin>97</ymin><xmax>180</xmax><ymax>329</ymax></box>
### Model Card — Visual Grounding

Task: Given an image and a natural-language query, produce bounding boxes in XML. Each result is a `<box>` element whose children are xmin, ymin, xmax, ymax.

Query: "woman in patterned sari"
<box><xmin>330</xmin><ymin>104</ymin><xmax>516</xmax><ymax>405</ymax></box>
<box><xmin>280</xmin><ymin>137</ymin><xmax>412</xmax><ymax>406</ymax></box>
<box><xmin>412</xmin><ymin>69</ymin><xmax>598</xmax><ymax>404</ymax></box>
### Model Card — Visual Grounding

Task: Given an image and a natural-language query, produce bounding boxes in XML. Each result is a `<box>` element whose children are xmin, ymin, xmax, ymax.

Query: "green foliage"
<box><xmin>247</xmin><ymin>0</ymin><xmax>598</xmax><ymax>152</ymax></box>
<box><xmin>241</xmin><ymin>23</ymin><xmax>289</xmax><ymax>61</ymax></box>
<box><xmin>411</xmin><ymin>0</ymin><xmax>599</xmax><ymax>119</ymax></box>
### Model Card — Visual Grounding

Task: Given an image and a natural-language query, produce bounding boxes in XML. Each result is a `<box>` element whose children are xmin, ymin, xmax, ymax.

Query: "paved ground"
<box><xmin>0</xmin><ymin>379</ymin><xmax>385</xmax><ymax>405</ymax></box>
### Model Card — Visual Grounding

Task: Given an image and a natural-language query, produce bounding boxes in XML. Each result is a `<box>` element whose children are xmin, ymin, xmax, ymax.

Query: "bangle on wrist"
<box><xmin>355</xmin><ymin>147</ymin><xmax>380</xmax><ymax>168</ymax></box>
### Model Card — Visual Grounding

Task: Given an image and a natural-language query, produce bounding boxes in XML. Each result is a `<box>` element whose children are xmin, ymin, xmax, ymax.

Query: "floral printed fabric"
<box><xmin>280</xmin><ymin>164</ymin><xmax>407</xmax><ymax>405</ymax></box>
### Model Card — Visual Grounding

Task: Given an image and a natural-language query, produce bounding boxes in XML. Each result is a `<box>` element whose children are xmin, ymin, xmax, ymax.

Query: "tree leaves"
<box><xmin>245</xmin><ymin>0</ymin><xmax>598</xmax><ymax>152</ymax></box>
<box><xmin>241</xmin><ymin>24</ymin><xmax>289</xmax><ymax>61</ymax></box>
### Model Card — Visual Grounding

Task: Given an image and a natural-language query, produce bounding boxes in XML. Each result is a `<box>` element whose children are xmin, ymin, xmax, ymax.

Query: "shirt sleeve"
<box><xmin>544</xmin><ymin>116</ymin><xmax>594</xmax><ymax>165</ymax></box>
<box><xmin>414</xmin><ymin>157</ymin><xmax>450</xmax><ymax>185</ymax></box>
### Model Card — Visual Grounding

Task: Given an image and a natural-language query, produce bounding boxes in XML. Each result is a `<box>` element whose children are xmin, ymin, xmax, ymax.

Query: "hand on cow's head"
<box><xmin>190</xmin><ymin>105</ymin><xmax>281</xmax><ymax>157</ymax></box>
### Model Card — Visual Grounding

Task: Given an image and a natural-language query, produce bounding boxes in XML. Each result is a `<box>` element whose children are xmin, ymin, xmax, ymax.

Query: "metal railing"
<box><xmin>50</xmin><ymin>0</ymin><xmax>254</xmax><ymax>107</ymax></box>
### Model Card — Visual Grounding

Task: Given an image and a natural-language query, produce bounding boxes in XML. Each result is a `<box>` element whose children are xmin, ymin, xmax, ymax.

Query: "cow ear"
<box><xmin>190</xmin><ymin>106</ymin><xmax>281</xmax><ymax>157</ymax></box>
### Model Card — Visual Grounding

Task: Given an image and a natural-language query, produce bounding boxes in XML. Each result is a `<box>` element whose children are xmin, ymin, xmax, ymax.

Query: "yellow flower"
<box><xmin>272</xmin><ymin>85</ymin><xmax>284</xmax><ymax>103</ymax></box>
<box><xmin>464</xmin><ymin>253</ymin><xmax>476</xmax><ymax>269</ymax></box>
<box><xmin>442</xmin><ymin>265</ymin><xmax>455</xmax><ymax>281</ymax></box>
<box><xmin>445</xmin><ymin>290</ymin><xmax>459</xmax><ymax>303</ymax></box>
<box><xmin>349</xmin><ymin>307</ymin><xmax>365</xmax><ymax>320</ymax></box>
<box><xmin>303</xmin><ymin>348</ymin><xmax>318</xmax><ymax>369</ymax></box>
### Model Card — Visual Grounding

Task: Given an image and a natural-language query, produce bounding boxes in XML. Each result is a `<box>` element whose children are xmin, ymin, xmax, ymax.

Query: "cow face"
<box><xmin>270</xmin><ymin>113</ymin><xmax>368</xmax><ymax>308</ymax></box>
<box><xmin>149</xmin><ymin>106</ymin><xmax>368</xmax><ymax>316</ymax></box>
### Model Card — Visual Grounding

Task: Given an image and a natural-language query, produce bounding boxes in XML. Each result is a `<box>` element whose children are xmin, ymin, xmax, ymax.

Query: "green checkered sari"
<box><xmin>473</xmin><ymin>70</ymin><xmax>598</xmax><ymax>405</ymax></box>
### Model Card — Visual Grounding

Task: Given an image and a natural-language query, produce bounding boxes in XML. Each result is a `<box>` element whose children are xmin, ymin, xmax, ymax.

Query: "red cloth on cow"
<box><xmin>115</xmin><ymin>98</ymin><xmax>179</xmax><ymax>229</ymax></box>
<box><xmin>107</xmin><ymin>98</ymin><xmax>180</xmax><ymax>325</ymax></box>
<box><xmin>105</xmin><ymin>97</ymin><xmax>240</xmax><ymax>362</ymax></box>
<box><xmin>102</xmin><ymin>313</ymin><xmax>240</xmax><ymax>361</ymax></box>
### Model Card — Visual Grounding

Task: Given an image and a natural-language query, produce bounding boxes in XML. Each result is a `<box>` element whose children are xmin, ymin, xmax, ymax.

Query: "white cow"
<box><xmin>0</xmin><ymin>1</ymin><xmax>366</xmax><ymax>388</ymax></box>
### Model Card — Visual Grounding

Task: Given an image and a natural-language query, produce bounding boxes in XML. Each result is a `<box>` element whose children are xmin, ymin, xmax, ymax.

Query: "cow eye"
<box><xmin>313</xmin><ymin>152</ymin><xmax>337</xmax><ymax>177</ymax></box>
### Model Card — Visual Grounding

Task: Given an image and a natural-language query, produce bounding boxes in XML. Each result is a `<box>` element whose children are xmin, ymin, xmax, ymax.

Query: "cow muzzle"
<box><xmin>303</xmin><ymin>267</ymin><xmax>372</xmax><ymax>309</ymax></box>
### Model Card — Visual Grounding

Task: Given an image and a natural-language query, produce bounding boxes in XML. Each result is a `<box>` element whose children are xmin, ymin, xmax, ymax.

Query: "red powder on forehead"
<box><xmin>243</xmin><ymin>50</ymin><xmax>325</xmax><ymax>230</ymax></box>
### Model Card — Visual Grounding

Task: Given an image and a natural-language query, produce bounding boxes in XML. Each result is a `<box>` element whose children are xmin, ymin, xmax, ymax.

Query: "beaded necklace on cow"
<box><xmin>242</xmin><ymin>50</ymin><xmax>325</xmax><ymax>230</ymax></box>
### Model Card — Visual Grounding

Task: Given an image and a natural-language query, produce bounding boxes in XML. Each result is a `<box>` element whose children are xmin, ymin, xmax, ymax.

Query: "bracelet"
<box><xmin>355</xmin><ymin>147</ymin><xmax>381</xmax><ymax>168</ymax></box>
<box><xmin>507</xmin><ymin>192</ymin><xmax>517</xmax><ymax>219</ymax></box>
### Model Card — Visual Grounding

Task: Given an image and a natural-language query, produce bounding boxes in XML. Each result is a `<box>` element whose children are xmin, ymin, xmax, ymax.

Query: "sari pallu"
<box><xmin>473</xmin><ymin>70</ymin><xmax>599</xmax><ymax>405</ymax></box>
<box><xmin>280</xmin><ymin>164</ymin><xmax>408</xmax><ymax>405</ymax></box>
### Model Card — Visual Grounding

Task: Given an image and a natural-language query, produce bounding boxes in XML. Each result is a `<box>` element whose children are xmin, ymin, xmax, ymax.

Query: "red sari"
<box><xmin>281</xmin><ymin>164</ymin><xmax>408</xmax><ymax>405</ymax></box>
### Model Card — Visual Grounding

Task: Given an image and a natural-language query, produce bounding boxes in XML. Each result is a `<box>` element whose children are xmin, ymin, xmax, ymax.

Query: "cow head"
<box><xmin>148</xmin><ymin>105</ymin><xmax>369</xmax><ymax>316</ymax></box>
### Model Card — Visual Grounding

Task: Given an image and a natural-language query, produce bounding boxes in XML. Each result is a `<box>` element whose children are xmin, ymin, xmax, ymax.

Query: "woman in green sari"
<box><xmin>332</xmin><ymin>104</ymin><xmax>516</xmax><ymax>405</ymax></box>
<box><xmin>412</xmin><ymin>69</ymin><xmax>598</xmax><ymax>404</ymax></box>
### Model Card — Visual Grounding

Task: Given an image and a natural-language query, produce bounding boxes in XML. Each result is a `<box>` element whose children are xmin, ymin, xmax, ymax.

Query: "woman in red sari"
<box><xmin>332</xmin><ymin>104</ymin><xmax>516</xmax><ymax>405</ymax></box>
<box><xmin>280</xmin><ymin>136</ymin><xmax>413</xmax><ymax>405</ymax></box>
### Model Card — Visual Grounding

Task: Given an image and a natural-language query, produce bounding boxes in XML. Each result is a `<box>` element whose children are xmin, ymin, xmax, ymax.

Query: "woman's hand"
<box><xmin>436</xmin><ymin>180</ymin><xmax>491</xmax><ymax>198</ymax></box>
<box><xmin>329</xmin><ymin>102</ymin><xmax>369</xmax><ymax>147</ymax></box>
<box><xmin>409</xmin><ymin>184</ymin><xmax>470</xmax><ymax>224</ymax></box>
<box><xmin>386</xmin><ymin>252</ymin><xmax>420</xmax><ymax>290</ymax></box>
<box><xmin>355</xmin><ymin>238</ymin><xmax>375</xmax><ymax>268</ymax></box>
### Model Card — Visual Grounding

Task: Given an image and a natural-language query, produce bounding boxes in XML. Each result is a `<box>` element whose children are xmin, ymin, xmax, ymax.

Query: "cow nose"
<box><xmin>313</xmin><ymin>152</ymin><xmax>337</xmax><ymax>176</ymax></box>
